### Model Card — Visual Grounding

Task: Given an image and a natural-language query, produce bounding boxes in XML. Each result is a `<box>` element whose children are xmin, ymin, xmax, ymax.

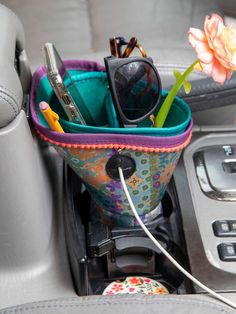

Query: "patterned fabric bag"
<box><xmin>30</xmin><ymin>60</ymin><xmax>192</xmax><ymax>227</ymax></box>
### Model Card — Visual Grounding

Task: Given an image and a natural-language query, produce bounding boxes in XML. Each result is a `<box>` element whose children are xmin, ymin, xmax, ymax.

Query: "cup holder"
<box><xmin>63</xmin><ymin>163</ymin><xmax>189</xmax><ymax>296</ymax></box>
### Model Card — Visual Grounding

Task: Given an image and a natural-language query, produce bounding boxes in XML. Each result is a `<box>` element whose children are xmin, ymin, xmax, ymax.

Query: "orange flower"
<box><xmin>111</xmin><ymin>283</ymin><xmax>124</xmax><ymax>293</ymax></box>
<box><xmin>128</xmin><ymin>277</ymin><xmax>143</xmax><ymax>285</ymax></box>
<box><xmin>156</xmin><ymin>13</ymin><xmax>236</xmax><ymax>127</ymax></box>
<box><xmin>155</xmin><ymin>287</ymin><xmax>168</xmax><ymax>295</ymax></box>
<box><xmin>188</xmin><ymin>14</ymin><xmax>236</xmax><ymax>83</ymax></box>
<box><xmin>127</xmin><ymin>175</ymin><xmax>142</xmax><ymax>190</ymax></box>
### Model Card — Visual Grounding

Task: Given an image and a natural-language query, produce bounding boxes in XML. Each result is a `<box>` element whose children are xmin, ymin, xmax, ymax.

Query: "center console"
<box><xmin>63</xmin><ymin>164</ymin><xmax>189</xmax><ymax>296</ymax></box>
<box><xmin>63</xmin><ymin>128</ymin><xmax>236</xmax><ymax>296</ymax></box>
<box><xmin>174</xmin><ymin>129</ymin><xmax>236</xmax><ymax>292</ymax></box>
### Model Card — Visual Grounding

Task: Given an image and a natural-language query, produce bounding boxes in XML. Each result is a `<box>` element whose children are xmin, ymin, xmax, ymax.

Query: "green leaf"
<box><xmin>173</xmin><ymin>69</ymin><xmax>181</xmax><ymax>82</ymax></box>
<box><xmin>183</xmin><ymin>80</ymin><xmax>192</xmax><ymax>94</ymax></box>
<box><xmin>173</xmin><ymin>69</ymin><xmax>191</xmax><ymax>94</ymax></box>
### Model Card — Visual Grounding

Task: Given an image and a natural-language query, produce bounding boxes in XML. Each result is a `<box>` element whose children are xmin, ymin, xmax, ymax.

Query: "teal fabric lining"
<box><xmin>36</xmin><ymin>70</ymin><xmax>109</xmax><ymax>129</ymax></box>
<box><xmin>36</xmin><ymin>69</ymin><xmax>191</xmax><ymax>136</ymax></box>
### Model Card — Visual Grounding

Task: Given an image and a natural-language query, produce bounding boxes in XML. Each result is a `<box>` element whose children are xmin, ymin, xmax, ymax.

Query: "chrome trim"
<box><xmin>193</xmin><ymin>151</ymin><xmax>236</xmax><ymax>201</ymax></box>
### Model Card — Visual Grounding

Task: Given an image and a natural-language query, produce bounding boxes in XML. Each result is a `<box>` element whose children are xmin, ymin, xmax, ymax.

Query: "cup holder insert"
<box><xmin>63</xmin><ymin>164</ymin><xmax>189</xmax><ymax>296</ymax></box>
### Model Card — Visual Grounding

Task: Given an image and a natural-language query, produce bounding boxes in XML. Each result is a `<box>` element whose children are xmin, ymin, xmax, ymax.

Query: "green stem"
<box><xmin>154</xmin><ymin>59</ymin><xmax>199</xmax><ymax>128</ymax></box>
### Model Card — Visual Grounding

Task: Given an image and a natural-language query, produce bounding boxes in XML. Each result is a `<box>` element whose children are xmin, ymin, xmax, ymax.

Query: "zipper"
<box><xmin>35</xmin><ymin>125</ymin><xmax>192</xmax><ymax>153</ymax></box>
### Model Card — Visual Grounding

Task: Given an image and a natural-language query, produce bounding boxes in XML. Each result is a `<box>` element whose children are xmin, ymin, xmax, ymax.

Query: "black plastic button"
<box><xmin>106</xmin><ymin>154</ymin><xmax>136</xmax><ymax>180</ymax></box>
<box><xmin>213</xmin><ymin>220</ymin><xmax>236</xmax><ymax>237</ymax></box>
<box><xmin>213</xmin><ymin>220</ymin><xmax>230</xmax><ymax>236</ymax></box>
<box><xmin>218</xmin><ymin>243</ymin><xmax>236</xmax><ymax>261</ymax></box>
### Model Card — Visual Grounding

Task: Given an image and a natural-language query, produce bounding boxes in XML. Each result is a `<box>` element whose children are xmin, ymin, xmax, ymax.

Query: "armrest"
<box><xmin>0</xmin><ymin>4</ymin><xmax>31</xmax><ymax>128</ymax></box>
<box><xmin>175</xmin><ymin>73</ymin><xmax>236</xmax><ymax>112</ymax></box>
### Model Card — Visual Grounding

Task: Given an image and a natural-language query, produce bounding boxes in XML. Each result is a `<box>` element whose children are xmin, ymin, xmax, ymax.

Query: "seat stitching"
<box><xmin>0</xmin><ymin>85</ymin><xmax>21</xmax><ymax>104</ymax></box>
<box><xmin>0</xmin><ymin>88</ymin><xmax>20</xmax><ymax>111</ymax></box>
<box><xmin>0</xmin><ymin>300</ymin><xmax>235</xmax><ymax>314</ymax></box>
<box><xmin>0</xmin><ymin>93</ymin><xmax>18</xmax><ymax>117</ymax></box>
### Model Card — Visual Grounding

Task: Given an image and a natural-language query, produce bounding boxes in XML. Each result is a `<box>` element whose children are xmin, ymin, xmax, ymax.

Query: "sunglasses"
<box><xmin>109</xmin><ymin>36</ymin><xmax>148</xmax><ymax>58</ymax></box>
<box><xmin>104</xmin><ymin>37</ymin><xmax>162</xmax><ymax>127</ymax></box>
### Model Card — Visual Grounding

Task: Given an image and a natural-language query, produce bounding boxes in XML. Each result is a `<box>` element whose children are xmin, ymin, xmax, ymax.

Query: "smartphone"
<box><xmin>43</xmin><ymin>43</ymin><xmax>87</xmax><ymax>125</ymax></box>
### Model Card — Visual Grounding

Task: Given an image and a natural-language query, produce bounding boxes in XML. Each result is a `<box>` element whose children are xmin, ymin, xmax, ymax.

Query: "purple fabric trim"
<box><xmin>64</xmin><ymin>59</ymin><xmax>105</xmax><ymax>72</ymax></box>
<box><xmin>36</xmin><ymin>119</ymin><xmax>192</xmax><ymax>148</ymax></box>
<box><xmin>30</xmin><ymin>60</ymin><xmax>192</xmax><ymax>149</ymax></box>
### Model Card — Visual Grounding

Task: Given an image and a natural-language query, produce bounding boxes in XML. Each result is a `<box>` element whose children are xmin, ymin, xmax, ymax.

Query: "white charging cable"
<box><xmin>118</xmin><ymin>167</ymin><xmax>236</xmax><ymax>309</ymax></box>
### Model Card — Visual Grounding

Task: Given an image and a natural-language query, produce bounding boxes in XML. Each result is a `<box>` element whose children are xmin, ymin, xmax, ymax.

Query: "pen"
<box><xmin>39</xmin><ymin>101</ymin><xmax>64</xmax><ymax>133</ymax></box>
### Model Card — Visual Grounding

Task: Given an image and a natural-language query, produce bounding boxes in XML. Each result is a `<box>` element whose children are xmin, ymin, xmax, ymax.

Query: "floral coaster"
<box><xmin>102</xmin><ymin>276</ymin><xmax>169</xmax><ymax>295</ymax></box>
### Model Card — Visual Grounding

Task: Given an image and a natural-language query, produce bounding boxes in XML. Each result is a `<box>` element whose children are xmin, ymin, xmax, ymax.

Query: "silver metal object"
<box><xmin>43</xmin><ymin>42</ymin><xmax>87</xmax><ymax>125</ymax></box>
<box><xmin>193</xmin><ymin>147</ymin><xmax>236</xmax><ymax>201</ymax></box>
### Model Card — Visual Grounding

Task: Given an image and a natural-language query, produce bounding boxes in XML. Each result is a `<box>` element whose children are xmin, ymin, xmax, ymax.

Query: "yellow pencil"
<box><xmin>39</xmin><ymin>101</ymin><xmax>64</xmax><ymax>133</ymax></box>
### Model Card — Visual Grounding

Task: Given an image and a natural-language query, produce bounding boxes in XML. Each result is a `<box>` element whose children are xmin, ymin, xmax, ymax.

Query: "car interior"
<box><xmin>1</xmin><ymin>0</ymin><xmax>236</xmax><ymax>313</ymax></box>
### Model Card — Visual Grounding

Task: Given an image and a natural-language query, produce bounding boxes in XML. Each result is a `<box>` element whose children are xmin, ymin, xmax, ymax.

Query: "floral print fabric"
<box><xmin>55</xmin><ymin>145</ymin><xmax>181</xmax><ymax>227</ymax></box>
<box><xmin>102</xmin><ymin>276</ymin><xmax>169</xmax><ymax>295</ymax></box>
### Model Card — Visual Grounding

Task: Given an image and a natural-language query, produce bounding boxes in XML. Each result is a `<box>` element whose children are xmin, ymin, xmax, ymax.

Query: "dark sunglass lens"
<box><xmin>114</xmin><ymin>61</ymin><xmax>160</xmax><ymax>121</ymax></box>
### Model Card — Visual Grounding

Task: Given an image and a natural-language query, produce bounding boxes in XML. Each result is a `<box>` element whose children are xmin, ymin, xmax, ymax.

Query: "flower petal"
<box><xmin>204</xmin><ymin>14</ymin><xmax>225</xmax><ymax>49</ymax></box>
<box><xmin>195</xmin><ymin>43</ymin><xmax>214</xmax><ymax>63</ymax></box>
<box><xmin>205</xmin><ymin>14</ymin><xmax>224</xmax><ymax>37</ymax></box>
<box><xmin>201</xmin><ymin>61</ymin><xmax>214</xmax><ymax>76</ymax></box>
<box><xmin>211</xmin><ymin>60</ymin><xmax>227</xmax><ymax>83</ymax></box>
<box><xmin>188</xmin><ymin>34</ymin><xmax>201</xmax><ymax>48</ymax></box>
<box><xmin>231</xmin><ymin>51</ymin><xmax>236</xmax><ymax>66</ymax></box>
<box><xmin>188</xmin><ymin>28</ymin><xmax>207</xmax><ymax>42</ymax></box>
<box><xmin>226</xmin><ymin>69</ymin><xmax>233</xmax><ymax>80</ymax></box>
<box><xmin>188</xmin><ymin>13</ymin><xmax>236</xmax><ymax>82</ymax></box>
<box><xmin>211</xmin><ymin>13</ymin><xmax>224</xmax><ymax>24</ymax></box>
<box><xmin>212</xmin><ymin>36</ymin><xmax>229</xmax><ymax>58</ymax></box>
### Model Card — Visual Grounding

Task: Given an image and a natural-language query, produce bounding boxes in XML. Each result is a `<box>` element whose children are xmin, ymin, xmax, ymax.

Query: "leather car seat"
<box><xmin>0</xmin><ymin>0</ymin><xmax>222</xmax><ymax>85</ymax></box>
<box><xmin>1</xmin><ymin>295</ymin><xmax>236</xmax><ymax>314</ymax></box>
